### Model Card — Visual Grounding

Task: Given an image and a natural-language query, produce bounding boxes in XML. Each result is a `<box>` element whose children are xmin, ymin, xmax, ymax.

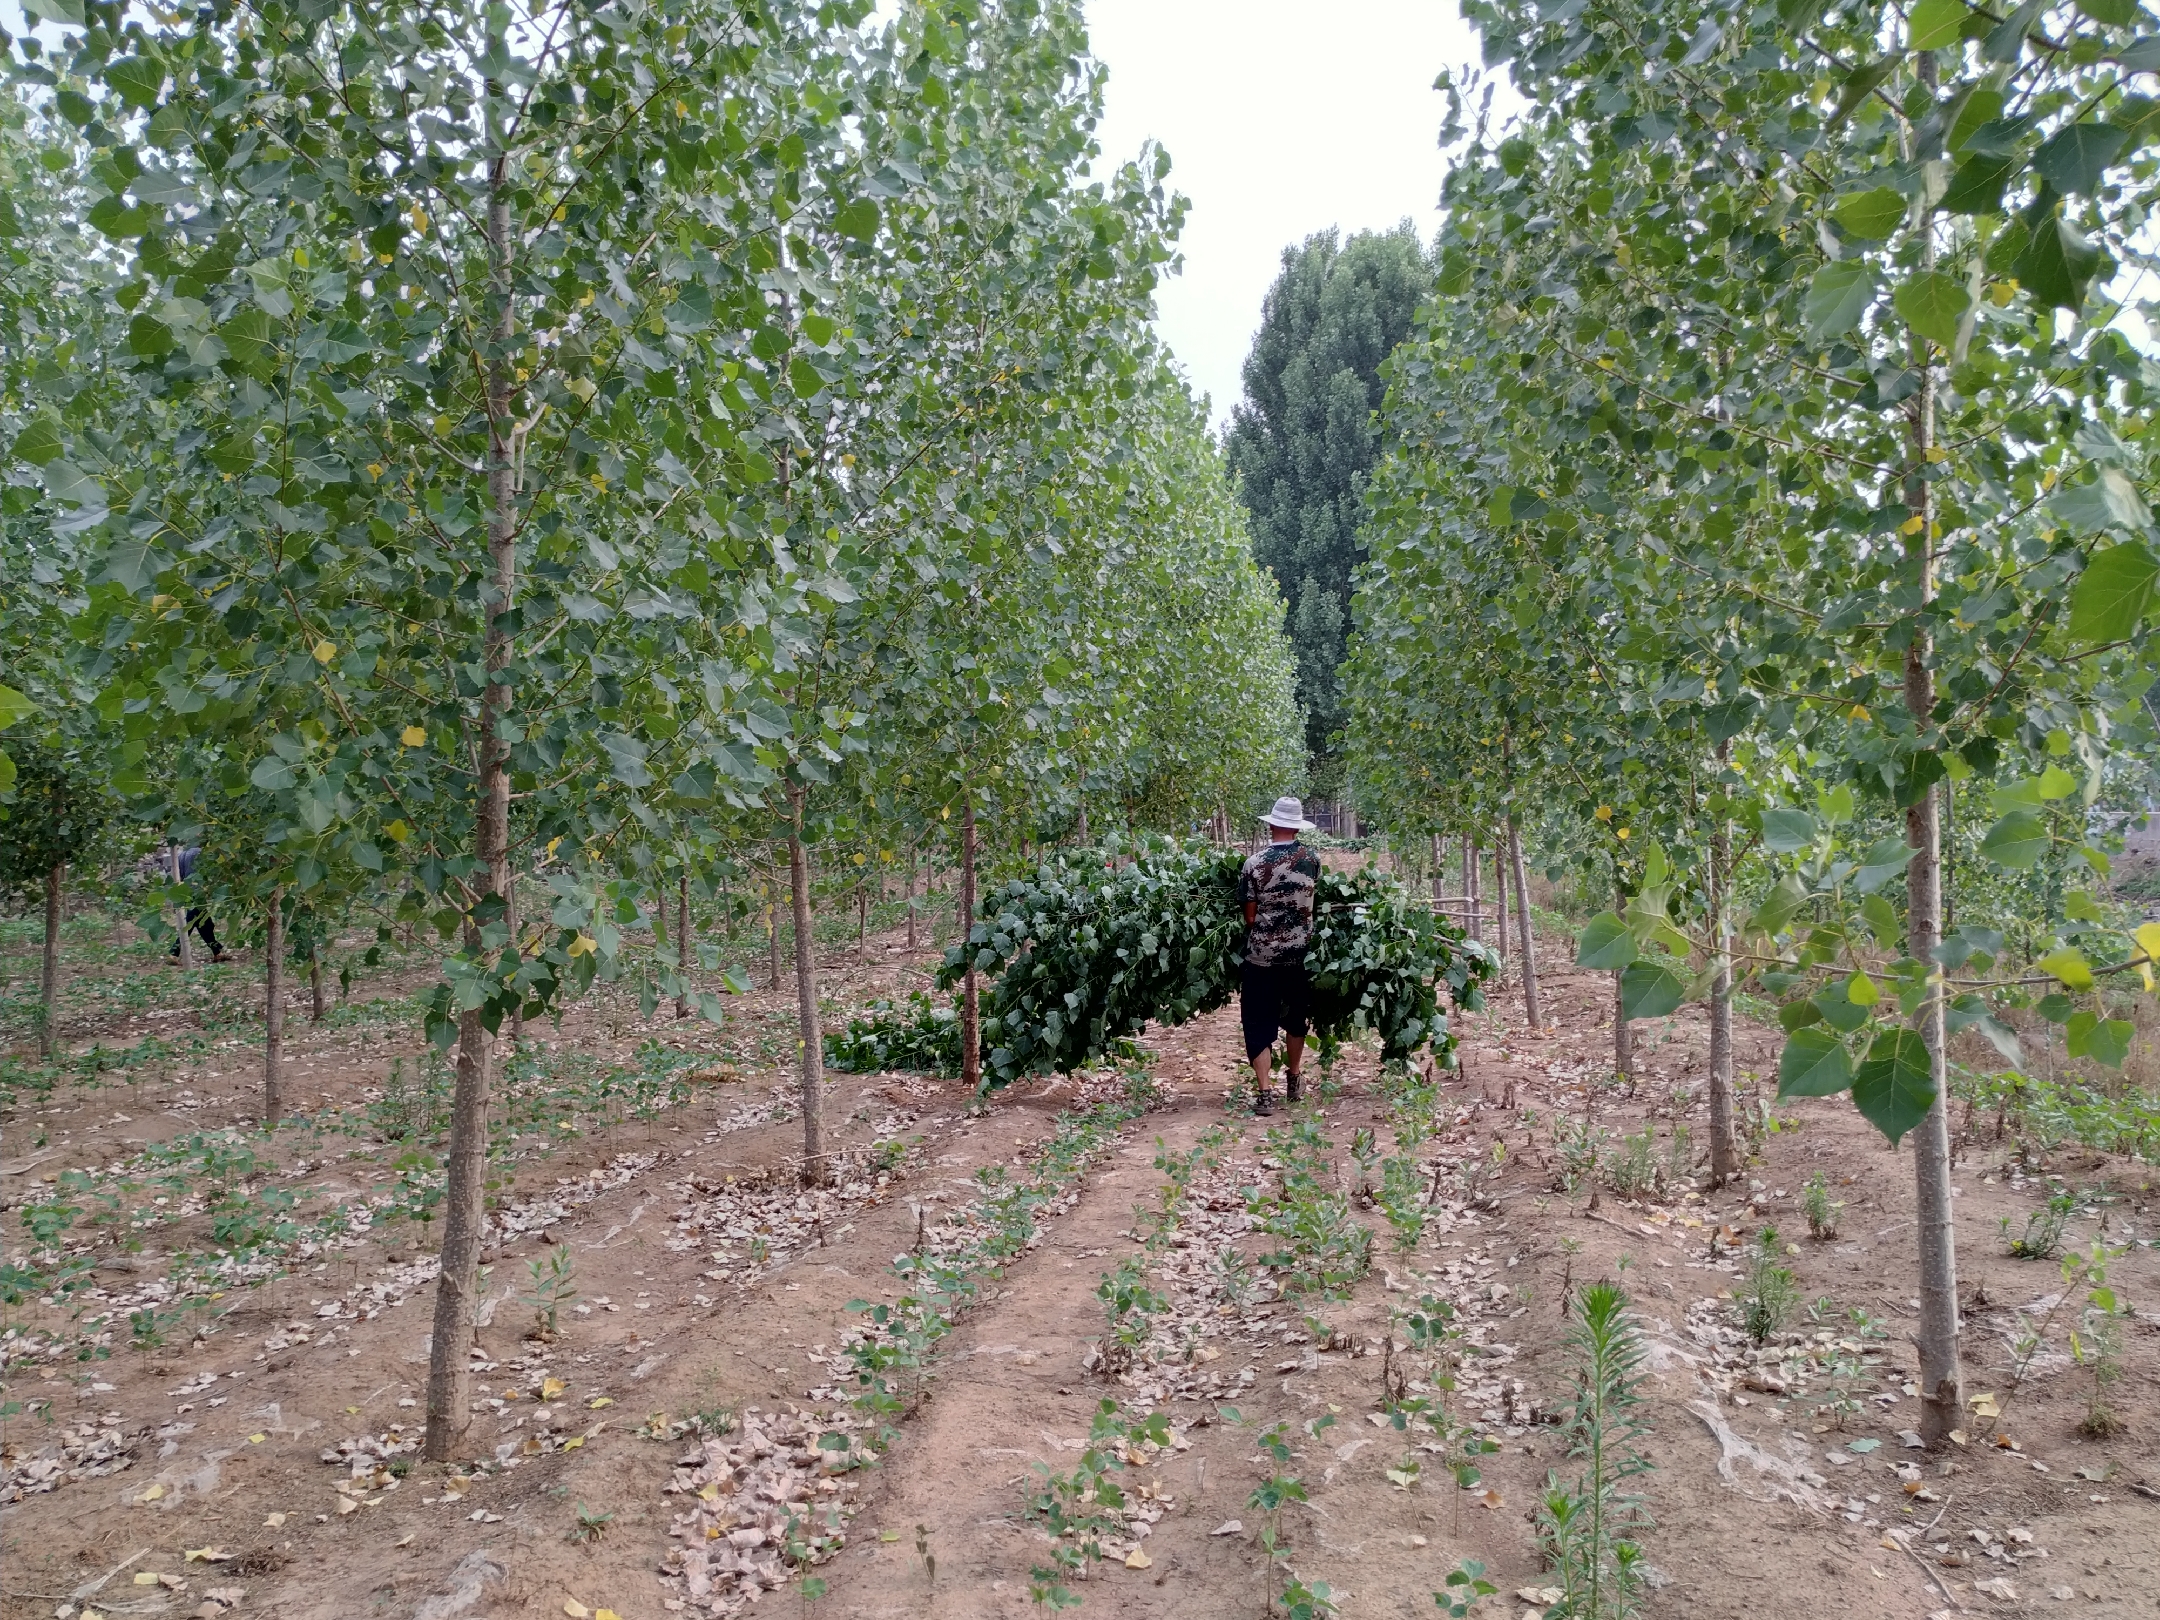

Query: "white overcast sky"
<box><xmin>1085</xmin><ymin>1</ymin><xmax>1496</xmax><ymax>429</ymax></box>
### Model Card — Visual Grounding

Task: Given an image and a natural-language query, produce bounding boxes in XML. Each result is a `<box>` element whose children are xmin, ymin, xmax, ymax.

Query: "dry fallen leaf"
<box><xmin>247</xmin><ymin>1432</ymin><xmax>266</xmax><ymax>1444</ymax></box>
<box><xmin>1125</xmin><ymin>1549</ymin><xmax>1152</xmax><ymax>1569</ymax></box>
<box><xmin>336</xmin><ymin>1497</ymin><xmax>359</xmax><ymax>1515</ymax></box>
<box><xmin>1517</xmin><ymin>1588</ymin><xmax>1563</xmax><ymax>1606</ymax></box>
<box><xmin>542</xmin><ymin>1377</ymin><xmax>567</xmax><ymax>1399</ymax></box>
<box><xmin>588</xmin><ymin>1397</ymin><xmax>613</xmax><ymax>1409</ymax></box>
<box><xmin>264</xmin><ymin>1512</ymin><xmax>287</xmax><ymax>1528</ymax></box>
<box><xmin>1211</xmin><ymin>1520</ymin><xmax>1243</xmax><ymax>1536</ymax></box>
<box><xmin>564</xmin><ymin>1603</ymin><xmax>590</xmax><ymax>1619</ymax></box>
<box><xmin>134</xmin><ymin>1572</ymin><xmax>162</xmax><ymax>1586</ymax></box>
<box><xmin>1480</xmin><ymin>1488</ymin><xmax>1505</xmax><ymax>1509</ymax></box>
<box><xmin>395</xmin><ymin>1533</ymin><xmax>416</xmax><ymax>1548</ymax></box>
<box><xmin>1974</xmin><ymin>1576</ymin><xmax>2018</xmax><ymax>1602</ymax></box>
<box><xmin>596</xmin><ymin>1610</ymin><xmax>622</xmax><ymax>1620</ymax></box>
<box><xmin>138</xmin><ymin>1483</ymin><xmax>167</xmax><ymax>1503</ymax></box>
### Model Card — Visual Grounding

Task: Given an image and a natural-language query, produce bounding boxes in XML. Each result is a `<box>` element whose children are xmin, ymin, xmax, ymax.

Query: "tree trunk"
<box><xmin>1507</xmin><ymin>817</ymin><xmax>1541</xmax><ymax>1029</ymax></box>
<box><xmin>1430</xmin><ymin>834</ymin><xmax>1445</xmax><ymax>909</ymax></box>
<box><xmin>1493</xmin><ymin>838</ymin><xmax>1508</xmax><ymax>962</ymax></box>
<box><xmin>767</xmin><ymin>881</ymin><xmax>782</xmax><ymax>991</ymax></box>
<box><xmin>1613</xmin><ymin>878</ymin><xmax>1633</xmax><ymax>1086</ymax></box>
<box><xmin>170</xmin><ymin>843</ymin><xmax>192</xmax><ymax>969</ymax></box>
<box><xmin>906</xmin><ymin>842</ymin><xmax>918</xmax><ymax>952</ymax></box>
<box><xmin>1707</xmin><ymin>802</ymin><xmax>1738</xmax><ymax>1187</ymax></box>
<box><xmin>1902</xmin><ymin>114</ymin><xmax>1962</xmax><ymax>1441</ymax></box>
<box><xmin>786</xmin><ymin>784</ymin><xmax>828</xmax><ymax>1186</ymax></box>
<box><xmin>39</xmin><ymin>863</ymin><xmax>63</xmax><ymax>1059</ymax></box>
<box><xmin>1467</xmin><ymin>842</ymin><xmax>1483</xmax><ymax>944</ymax></box>
<box><xmin>1076</xmin><ymin>798</ymin><xmax>1089</xmax><ymax>846</ymax></box>
<box><xmin>960</xmin><ymin>785</ymin><xmax>981</xmax><ymax>1093</ymax></box>
<box><xmin>264</xmin><ymin>891</ymin><xmax>285</xmax><ymax>1125</ymax></box>
<box><xmin>310</xmin><ymin>945</ymin><xmax>325</xmax><ymax>1023</ymax></box>
<box><xmin>426</xmin><ymin>134</ymin><xmax>515</xmax><ymax>1465</ymax></box>
<box><xmin>676</xmin><ymin>871</ymin><xmax>692</xmax><ymax>1019</ymax></box>
<box><xmin>858</xmin><ymin>883</ymin><xmax>869</xmax><ymax>962</ymax></box>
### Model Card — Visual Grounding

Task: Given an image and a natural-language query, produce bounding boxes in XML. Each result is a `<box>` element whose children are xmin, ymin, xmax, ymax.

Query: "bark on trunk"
<box><xmin>1431</xmin><ymin>834</ymin><xmax>1445</xmax><ymax>908</ymax></box>
<box><xmin>786</xmin><ymin>784</ymin><xmax>827</xmax><ymax>1186</ymax></box>
<box><xmin>858</xmin><ymin>884</ymin><xmax>869</xmax><ymax>962</ymax></box>
<box><xmin>906</xmin><ymin>843</ymin><xmax>918</xmax><ymax>953</ymax></box>
<box><xmin>39</xmin><ymin>863</ymin><xmax>62</xmax><ymax>1059</ymax></box>
<box><xmin>1507</xmin><ymin>818</ymin><xmax>1541</xmax><ymax>1029</ymax></box>
<box><xmin>310</xmin><ymin>945</ymin><xmax>325</xmax><ymax>1023</ymax></box>
<box><xmin>425</xmin><ymin>134</ymin><xmax>515</xmax><ymax>1464</ymax></box>
<box><xmin>1613</xmin><ymin>878</ymin><xmax>1633</xmax><ymax>1085</ymax></box>
<box><xmin>960</xmin><ymin>786</ymin><xmax>981</xmax><ymax>1093</ymax></box>
<box><xmin>676</xmin><ymin>872</ymin><xmax>692</xmax><ymax>1019</ymax></box>
<box><xmin>1465</xmin><ymin>842</ymin><xmax>1482</xmax><ymax>943</ymax></box>
<box><xmin>767</xmin><ymin>882</ymin><xmax>782</xmax><ymax>991</ymax></box>
<box><xmin>1707</xmin><ymin>807</ymin><xmax>1738</xmax><ymax>1187</ymax></box>
<box><xmin>264</xmin><ymin>891</ymin><xmax>284</xmax><ymax>1126</ymax></box>
<box><xmin>1075</xmin><ymin>799</ymin><xmax>1089</xmax><ymax>846</ymax></box>
<box><xmin>1901</xmin><ymin>110</ymin><xmax>1961</xmax><ymax>1439</ymax></box>
<box><xmin>170</xmin><ymin>844</ymin><xmax>192</xmax><ymax>970</ymax></box>
<box><xmin>1493</xmin><ymin>839</ymin><xmax>1509</xmax><ymax>962</ymax></box>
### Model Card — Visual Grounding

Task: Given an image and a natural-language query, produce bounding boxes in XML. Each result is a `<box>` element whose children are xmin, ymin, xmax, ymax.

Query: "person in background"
<box><xmin>164</xmin><ymin>844</ymin><xmax>229</xmax><ymax>963</ymax></box>
<box><xmin>1238</xmin><ymin>796</ymin><xmax>1320</xmax><ymax>1116</ymax></box>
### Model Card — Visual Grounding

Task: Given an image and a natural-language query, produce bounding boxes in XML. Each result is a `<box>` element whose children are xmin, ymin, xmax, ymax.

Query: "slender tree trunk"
<box><xmin>1507</xmin><ymin>817</ymin><xmax>1541</xmax><ymax>1029</ymax></box>
<box><xmin>309</xmin><ymin>945</ymin><xmax>325</xmax><ymax>1023</ymax></box>
<box><xmin>1613</xmin><ymin>878</ymin><xmax>1633</xmax><ymax>1085</ymax></box>
<box><xmin>786</xmin><ymin>784</ymin><xmax>827</xmax><ymax>1186</ymax></box>
<box><xmin>676</xmin><ymin>872</ymin><xmax>692</xmax><ymax>1019</ymax></box>
<box><xmin>1465</xmin><ymin>841</ymin><xmax>1481</xmax><ymax>943</ymax></box>
<box><xmin>1431</xmin><ymin>834</ymin><xmax>1445</xmax><ymax>909</ymax></box>
<box><xmin>906</xmin><ymin>842</ymin><xmax>918</xmax><ymax>952</ymax></box>
<box><xmin>1076</xmin><ymin>798</ymin><xmax>1089</xmax><ymax>846</ymax></box>
<box><xmin>1707</xmin><ymin>802</ymin><xmax>1738</xmax><ymax>1186</ymax></box>
<box><xmin>39</xmin><ymin>863</ymin><xmax>63</xmax><ymax>1059</ymax></box>
<box><xmin>426</xmin><ymin>134</ymin><xmax>515</xmax><ymax>1464</ymax></box>
<box><xmin>960</xmin><ymin>784</ymin><xmax>981</xmax><ymax>1093</ymax></box>
<box><xmin>1493</xmin><ymin>838</ymin><xmax>1509</xmax><ymax>961</ymax></box>
<box><xmin>170</xmin><ymin>844</ymin><xmax>192</xmax><ymax>970</ymax></box>
<box><xmin>858</xmin><ymin>884</ymin><xmax>869</xmax><ymax>962</ymax></box>
<box><xmin>1902</xmin><ymin>108</ymin><xmax>1962</xmax><ymax>1440</ymax></box>
<box><xmin>263</xmin><ymin>892</ymin><xmax>285</xmax><ymax>1125</ymax></box>
<box><xmin>767</xmin><ymin>881</ymin><xmax>782</xmax><ymax>991</ymax></box>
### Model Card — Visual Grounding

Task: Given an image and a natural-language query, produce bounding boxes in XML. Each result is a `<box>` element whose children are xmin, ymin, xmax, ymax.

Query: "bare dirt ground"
<box><xmin>3</xmin><ymin>885</ymin><xmax>2157</xmax><ymax>1620</ymax></box>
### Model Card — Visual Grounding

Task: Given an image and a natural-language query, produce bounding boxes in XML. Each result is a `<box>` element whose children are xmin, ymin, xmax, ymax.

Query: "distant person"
<box><xmin>164</xmin><ymin>844</ymin><xmax>228</xmax><ymax>963</ymax></box>
<box><xmin>1238</xmin><ymin>796</ymin><xmax>1320</xmax><ymax>1115</ymax></box>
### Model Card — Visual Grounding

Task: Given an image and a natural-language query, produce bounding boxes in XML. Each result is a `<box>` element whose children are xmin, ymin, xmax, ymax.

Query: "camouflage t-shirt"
<box><xmin>1239</xmin><ymin>842</ymin><xmax>1321</xmax><ymax>967</ymax></box>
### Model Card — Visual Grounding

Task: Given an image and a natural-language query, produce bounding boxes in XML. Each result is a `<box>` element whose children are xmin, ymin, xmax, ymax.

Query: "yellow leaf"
<box><xmin>386</xmin><ymin>819</ymin><xmax>411</xmax><ymax>844</ymax></box>
<box><xmin>183</xmin><ymin>1548</ymin><xmax>220</xmax><ymax>1562</ymax></box>
<box><xmin>402</xmin><ymin>725</ymin><xmax>427</xmax><ymax>748</ymax></box>
<box><xmin>1970</xmin><ymin>1391</ymin><xmax>2000</xmax><ymax>1418</ymax></box>
<box><xmin>248</xmin><ymin>1432</ymin><xmax>266</xmax><ymax>1444</ymax></box>
<box><xmin>562</xmin><ymin>1436</ymin><xmax>585</xmax><ymax>1450</ymax></box>
<box><xmin>542</xmin><ymin>1377</ymin><xmax>566</xmax><ymax>1399</ymax></box>
<box><xmin>138</xmin><ymin>1483</ymin><xmax>166</xmax><ymax>1502</ymax></box>
<box><xmin>1848</xmin><ymin>703</ymin><xmax>1871</xmax><ymax>721</ymax></box>
<box><xmin>568</xmin><ymin>933</ymin><xmax>597</xmax><ymax>957</ymax></box>
<box><xmin>1125</xmin><ymin>1548</ymin><xmax>1152</xmax><ymax>1569</ymax></box>
<box><xmin>1615</xmin><ymin>827</ymin><xmax>1630</xmax><ymax>841</ymax></box>
<box><xmin>2134</xmin><ymin>921</ymin><xmax>2160</xmax><ymax>965</ymax></box>
<box><xmin>698</xmin><ymin>1483</ymin><xmax>721</xmax><ymax>1502</ymax></box>
<box><xmin>1925</xmin><ymin>445</ymin><xmax>1946</xmax><ymax>463</ymax></box>
<box><xmin>1594</xmin><ymin>804</ymin><xmax>1613</xmax><ymax>821</ymax></box>
<box><xmin>312</xmin><ymin>639</ymin><xmax>337</xmax><ymax>664</ymax></box>
<box><xmin>134</xmin><ymin>1572</ymin><xmax>161</xmax><ymax>1585</ymax></box>
<box><xmin>597</xmin><ymin>1611</ymin><xmax>623</xmax><ymax>1620</ymax></box>
<box><xmin>1899</xmin><ymin>514</ymin><xmax>1924</xmax><ymax>536</ymax></box>
<box><xmin>588</xmin><ymin>1396</ymin><xmax>613</xmax><ymax>1408</ymax></box>
<box><xmin>1847</xmin><ymin>970</ymin><xmax>1879</xmax><ymax>1008</ymax></box>
<box><xmin>2036</xmin><ymin>946</ymin><xmax>2095</xmax><ymax>992</ymax></box>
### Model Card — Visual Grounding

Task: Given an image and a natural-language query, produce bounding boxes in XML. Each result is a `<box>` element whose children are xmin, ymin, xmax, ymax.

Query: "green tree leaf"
<box><xmin>1833</xmin><ymin>187</ymin><xmax>1908</xmax><ymax>239</ymax></box>
<box><xmin>1908</xmin><ymin>0</ymin><xmax>1971</xmax><ymax>48</ymax></box>
<box><xmin>1939</xmin><ymin>152</ymin><xmax>2015</xmax><ymax>214</ymax></box>
<box><xmin>1618</xmin><ymin>958</ymin><xmax>1684</xmax><ymax>1020</ymax></box>
<box><xmin>1759</xmin><ymin>807</ymin><xmax>1817</xmax><ymax>853</ymax></box>
<box><xmin>1574</xmin><ymin>910</ymin><xmax>1637</xmax><ymax>970</ymax></box>
<box><xmin>835</xmin><ymin>198</ymin><xmax>881</xmax><ymax>240</ymax></box>
<box><xmin>1803</xmin><ymin>261</ymin><xmax>1878</xmax><ymax>338</ymax></box>
<box><xmin>1978</xmin><ymin>810</ymin><xmax>2049</xmax><ymax>869</ymax></box>
<box><xmin>1894</xmin><ymin>269</ymin><xmax>1972</xmax><ymax>347</ymax></box>
<box><xmin>1778</xmin><ymin>1026</ymin><xmax>1854</xmax><ymax>1097</ymax></box>
<box><xmin>2034</xmin><ymin>122</ymin><xmax>2130</xmax><ymax>195</ymax></box>
<box><xmin>1852</xmin><ymin>1029</ymin><xmax>1935</xmax><ymax>1144</ymax></box>
<box><xmin>2051</xmin><ymin>466</ymin><xmax>2152</xmax><ymax>535</ymax></box>
<box><xmin>2067</xmin><ymin>540</ymin><xmax>2159</xmax><ymax>641</ymax></box>
<box><xmin>11</xmin><ymin>418</ymin><xmax>64</xmax><ymax>467</ymax></box>
<box><xmin>2064</xmin><ymin>1010</ymin><xmax>2133</xmax><ymax>1067</ymax></box>
<box><xmin>2014</xmin><ymin>206</ymin><xmax>2102</xmax><ymax>308</ymax></box>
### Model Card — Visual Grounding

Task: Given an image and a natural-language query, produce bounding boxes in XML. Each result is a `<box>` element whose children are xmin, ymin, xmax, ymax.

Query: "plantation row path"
<box><xmin>3</xmin><ymin>897</ymin><xmax>2157</xmax><ymax>1620</ymax></box>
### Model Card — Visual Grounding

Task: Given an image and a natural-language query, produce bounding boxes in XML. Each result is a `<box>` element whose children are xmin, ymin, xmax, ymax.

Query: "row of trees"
<box><xmin>1347</xmin><ymin>0</ymin><xmax>2160</xmax><ymax>1446</ymax></box>
<box><xmin>0</xmin><ymin>0</ymin><xmax>1302</xmax><ymax>1459</ymax></box>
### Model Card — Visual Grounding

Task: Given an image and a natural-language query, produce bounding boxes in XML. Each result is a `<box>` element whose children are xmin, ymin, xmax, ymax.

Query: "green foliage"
<box><xmin>0</xmin><ymin>736</ymin><xmax>113</xmax><ymax>898</ymax></box>
<box><xmin>1739</xmin><ymin>1229</ymin><xmax>1800</xmax><ymax>1346</ymax></box>
<box><xmin>1536</xmin><ymin>1284</ymin><xmax>1653</xmax><ymax>1620</ymax></box>
<box><xmin>523</xmin><ymin>1247</ymin><xmax>578</xmax><ymax>1340</ymax></box>
<box><xmin>823</xmin><ymin>992</ymin><xmax>963</xmax><ymax>1076</ymax></box>
<box><xmin>1225</xmin><ymin>224</ymin><xmax>1432</xmax><ymax>780</ymax></box>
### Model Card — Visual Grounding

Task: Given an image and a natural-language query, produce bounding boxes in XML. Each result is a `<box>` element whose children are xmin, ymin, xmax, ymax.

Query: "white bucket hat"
<box><xmin>1260</xmin><ymin>795</ymin><xmax>1315</xmax><ymax>831</ymax></box>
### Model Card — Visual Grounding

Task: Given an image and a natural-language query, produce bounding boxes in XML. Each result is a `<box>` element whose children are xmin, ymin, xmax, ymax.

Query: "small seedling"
<box><xmin>1435</xmin><ymin>1559</ymin><xmax>1497</xmax><ymax>1617</ymax></box>
<box><xmin>2003</xmin><ymin>1193</ymin><xmax>2073</xmax><ymax>1260</ymax></box>
<box><xmin>1739</xmin><ymin>1226</ymin><xmax>1797</xmax><ymax>1346</ymax></box>
<box><xmin>1802</xmin><ymin>1171</ymin><xmax>1842</xmax><ymax>1241</ymax></box>
<box><xmin>915</xmin><ymin>1522</ymin><xmax>935</xmax><ymax>1588</ymax></box>
<box><xmin>568</xmin><ymin>1501</ymin><xmax>613</xmax><ymax>1545</ymax></box>
<box><xmin>523</xmin><ymin>1246</ymin><xmax>578</xmax><ymax>1340</ymax></box>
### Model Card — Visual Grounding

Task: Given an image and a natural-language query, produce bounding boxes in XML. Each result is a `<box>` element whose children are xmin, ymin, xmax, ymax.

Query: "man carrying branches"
<box><xmin>1240</xmin><ymin>796</ymin><xmax>1321</xmax><ymax>1115</ymax></box>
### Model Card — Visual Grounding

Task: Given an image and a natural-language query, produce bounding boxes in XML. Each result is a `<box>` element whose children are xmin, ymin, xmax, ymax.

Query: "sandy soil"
<box><xmin>2</xmin><ymin>893</ymin><xmax>2156</xmax><ymax>1620</ymax></box>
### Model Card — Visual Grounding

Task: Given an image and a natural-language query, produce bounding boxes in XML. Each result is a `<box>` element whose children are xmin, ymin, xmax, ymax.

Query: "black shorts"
<box><xmin>1240</xmin><ymin>958</ymin><xmax>1309</xmax><ymax>1062</ymax></box>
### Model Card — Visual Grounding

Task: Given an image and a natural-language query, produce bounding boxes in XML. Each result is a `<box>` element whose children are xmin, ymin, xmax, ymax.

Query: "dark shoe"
<box><xmin>1253</xmin><ymin>1089</ymin><xmax>1277</xmax><ymax>1117</ymax></box>
<box><xmin>1285</xmin><ymin>1070</ymin><xmax>1303</xmax><ymax>1104</ymax></box>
